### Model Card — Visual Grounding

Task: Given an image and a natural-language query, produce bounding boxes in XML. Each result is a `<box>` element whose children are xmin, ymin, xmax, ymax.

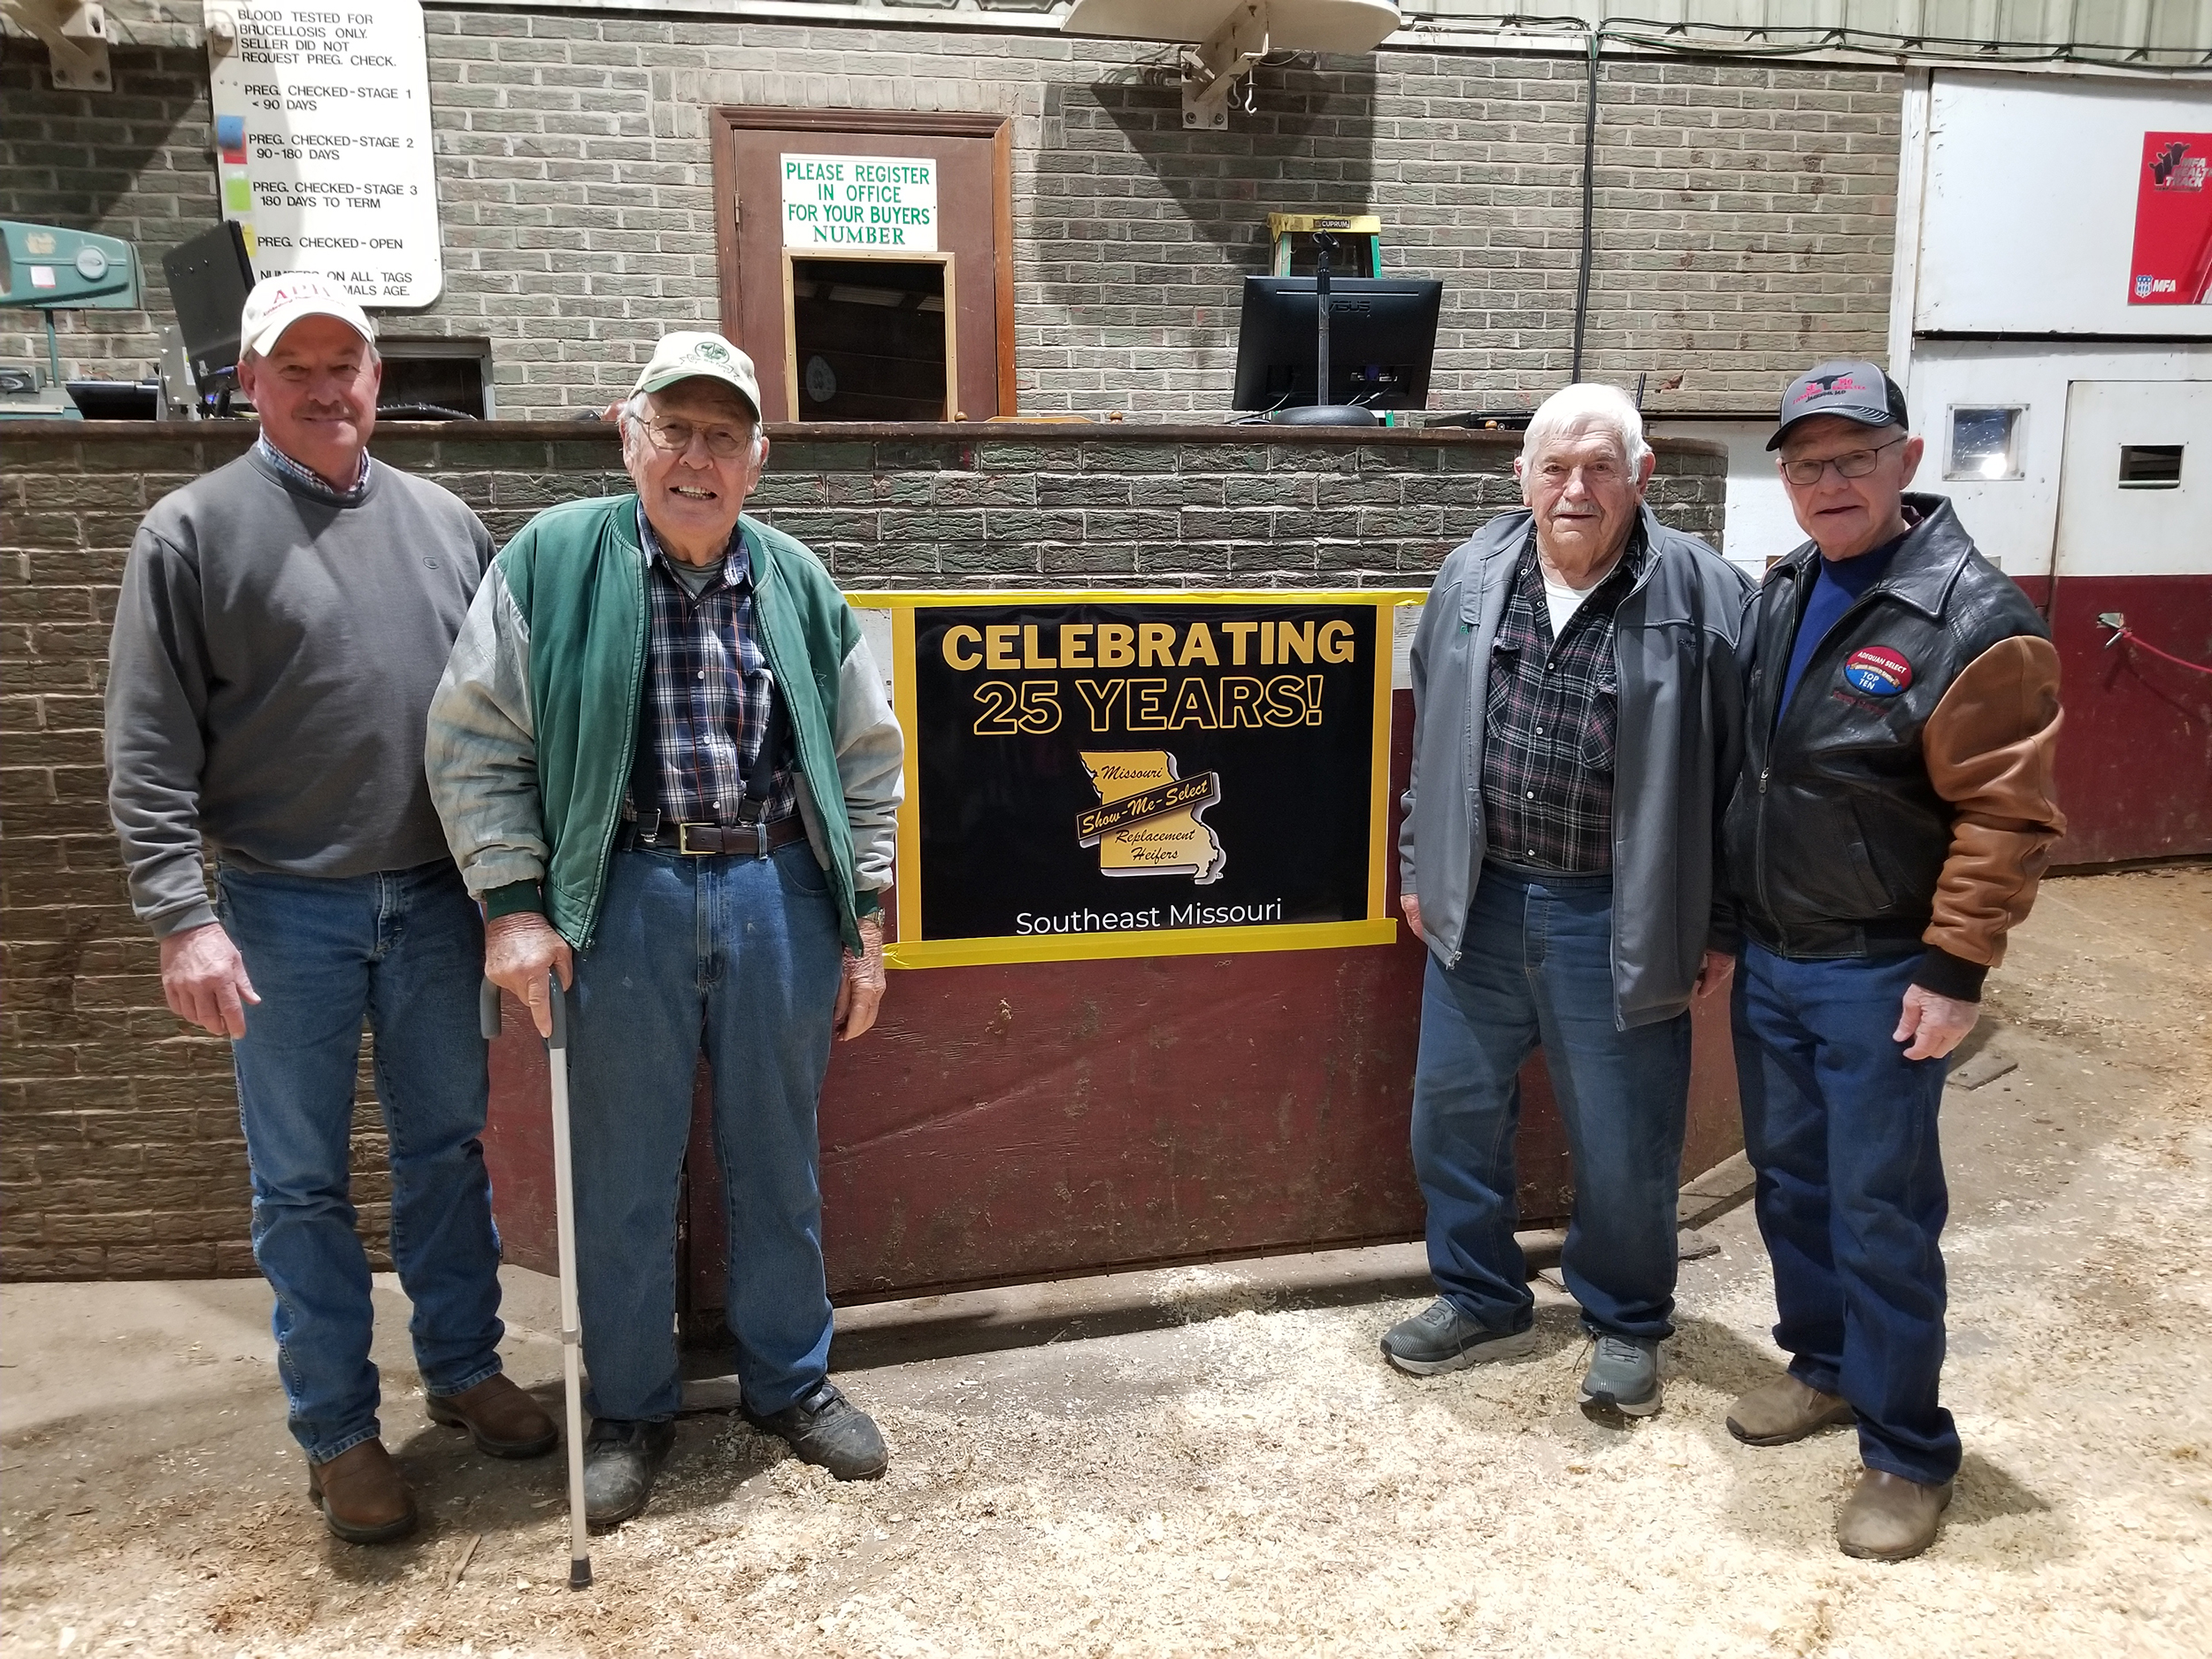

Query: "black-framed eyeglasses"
<box><xmin>641</xmin><ymin>418</ymin><xmax>753</xmax><ymax>459</ymax></box>
<box><xmin>1779</xmin><ymin>436</ymin><xmax>1907</xmax><ymax>488</ymax></box>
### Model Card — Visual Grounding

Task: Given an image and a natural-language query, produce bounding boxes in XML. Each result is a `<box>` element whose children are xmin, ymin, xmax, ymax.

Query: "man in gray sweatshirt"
<box><xmin>104</xmin><ymin>273</ymin><xmax>555</xmax><ymax>1544</ymax></box>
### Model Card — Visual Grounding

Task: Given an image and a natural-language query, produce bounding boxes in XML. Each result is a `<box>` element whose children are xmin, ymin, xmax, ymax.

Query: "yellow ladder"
<box><xmin>1267</xmin><ymin>212</ymin><xmax>1384</xmax><ymax>278</ymax></box>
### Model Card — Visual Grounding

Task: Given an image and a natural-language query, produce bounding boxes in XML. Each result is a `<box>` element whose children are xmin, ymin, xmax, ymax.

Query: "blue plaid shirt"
<box><xmin>256</xmin><ymin>434</ymin><xmax>370</xmax><ymax>503</ymax></box>
<box><xmin>631</xmin><ymin>505</ymin><xmax>797</xmax><ymax>827</ymax></box>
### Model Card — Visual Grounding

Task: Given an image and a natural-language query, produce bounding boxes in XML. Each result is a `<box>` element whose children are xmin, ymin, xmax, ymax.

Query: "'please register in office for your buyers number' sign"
<box><xmin>206</xmin><ymin>2</ymin><xmax>442</xmax><ymax>304</ymax></box>
<box><xmin>780</xmin><ymin>156</ymin><xmax>938</xmax><ymax>250</ymax></box>
<box><xmin>859</xmin><ymin>593</ymin><xmax>1409</xmax><ymax>968</ymax></box>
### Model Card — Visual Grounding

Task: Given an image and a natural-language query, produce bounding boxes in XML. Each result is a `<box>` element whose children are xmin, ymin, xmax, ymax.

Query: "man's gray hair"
<box><xmin>1520</xmin><ymin>382</ymin><xmax>1651</xmax><ymax>473</ymax></box>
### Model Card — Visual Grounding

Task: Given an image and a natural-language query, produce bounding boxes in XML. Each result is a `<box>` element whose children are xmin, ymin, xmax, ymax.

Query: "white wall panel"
<box><xmin>1915</xmin><ymin>72</ymin><xmax>2212</xmax><ymax>337</ymax></box>
<box><xmin>1902</xmin><ymin>338</ymin><xmax>2212</xmax><ymax>578</ymax></box>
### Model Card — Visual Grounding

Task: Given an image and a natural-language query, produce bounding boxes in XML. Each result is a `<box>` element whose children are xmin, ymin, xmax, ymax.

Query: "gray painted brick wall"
<box><xmin>0</xmin><ymin>422</ymin><xmax>1724</xmax><ymax>1279</ymax></box>
<box><xmin>1</xmin><ymin>20</ymin><xmax>1899</xmax><ymax>419</ymax></box>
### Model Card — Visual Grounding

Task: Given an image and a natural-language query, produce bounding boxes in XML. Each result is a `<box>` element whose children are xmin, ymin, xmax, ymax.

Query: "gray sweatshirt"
<box><xmin>105</xmin><ymin>447</ymin><xmax>495</xmax><ymax>937</ymax></box>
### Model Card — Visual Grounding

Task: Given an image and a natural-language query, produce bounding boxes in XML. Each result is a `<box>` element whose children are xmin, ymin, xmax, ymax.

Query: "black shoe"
<box><xmin>1379</xmin><ymin>1297</ymin><xmax>1540</xmax><ymax>1376</ymax></box>
<box><xmin>581</xmin><ymin>1417</ymin><xmax>675</xmax><ymax>1528</ymax></box>
<box><xmin>741</xmin><ymin>1382</ymin><xmax>888</xmax><ymax>1481</ymax></box>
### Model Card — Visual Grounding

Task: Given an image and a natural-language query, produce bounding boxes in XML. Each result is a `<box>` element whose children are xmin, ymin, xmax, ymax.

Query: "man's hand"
<box><xmin>833</xmin><ymin>914</ymin><xmax>886</xmax><ymax>1041</ymax></box>
<box><xmin>159</xmin><ymin>921</ymin><xmax>259</xmax><ymax>1039</ymax></box>
<box><xmin>486</xmin><ymin>912</ymin><xmax>573</xmax><ymax>1038</ymax></box>
<box><xmin>1694</xmin><ymin>948</ymin><xmax>1735</xmax><ymax>999</ymax></box>
<box><xmin>1894</xmin><ymin>984</ymin><xmax>1978</xmax><ymax>1062</ymax></box>
<box><xmin>1400</xmin><ymin>894</ymin><xmax>1424</xmax><ymax>941</ymax></box>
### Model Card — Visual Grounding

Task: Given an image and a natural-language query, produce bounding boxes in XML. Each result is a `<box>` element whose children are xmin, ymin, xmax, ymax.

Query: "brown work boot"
<box><xmin>427</xmin><ymin>1373</ymin><xmax>558</xmax><ymax>1459</ymax></box>
<box><xmin>306</xmin><ymin>1440</ymin><xmax>418</xmax><ymax>1545</ymax></box>
<box><xmin>1837</xmin><ymin>1467</ymin><xmax>1953</xmax><ymax>1561</ymax></box>
<box><xmin>1726</xmin><ymin>1375</ymin><xmax>1857</xmax><ymax>1446</ymax></box>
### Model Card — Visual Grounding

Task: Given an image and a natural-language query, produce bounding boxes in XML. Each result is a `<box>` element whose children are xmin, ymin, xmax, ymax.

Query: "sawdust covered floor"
<box><xmin>3</xmin><ymin>867</ymin><xmax>2208</xmax><ymax>1658</ymax></box>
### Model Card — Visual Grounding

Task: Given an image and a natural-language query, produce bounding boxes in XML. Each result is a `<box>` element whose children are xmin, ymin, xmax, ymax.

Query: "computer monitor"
<box><xmin>65</xmin><ymin>379</ymin><xmax>160</xmax><ymax>419</ymax></box>
<box><xmin>161</xmin><ymin>220</ymin><xmax>257</xmax><ymax>396</ymax></box>
<box><xmin>1230</xmin><ymin>277</ymin><xmax>1442</xmax><ymax>413</ymax></box>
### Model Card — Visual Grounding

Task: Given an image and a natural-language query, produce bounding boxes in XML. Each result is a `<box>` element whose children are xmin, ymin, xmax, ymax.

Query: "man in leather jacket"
<box><xmin>1722</xmin><ymin>361</ymin><xmax>2063</xmax><ymax>1562</ymax></box>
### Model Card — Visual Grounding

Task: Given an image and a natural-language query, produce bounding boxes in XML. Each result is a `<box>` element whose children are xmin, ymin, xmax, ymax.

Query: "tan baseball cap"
<box><xmin>239</xmin><ymin>272</ymin><xmax>375</xmax><ymax>358</ymax></box>
<box><xmin>633</xmin><ymin>331</ymin><xmax>762</xmax><ymax>419</ymax></box>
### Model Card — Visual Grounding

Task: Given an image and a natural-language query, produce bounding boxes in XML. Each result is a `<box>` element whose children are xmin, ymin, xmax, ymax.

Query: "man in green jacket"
<box><xmin>426</xmin><ymin>332</ymin><xmax>903</xmax><ymax>1525</ymax></box>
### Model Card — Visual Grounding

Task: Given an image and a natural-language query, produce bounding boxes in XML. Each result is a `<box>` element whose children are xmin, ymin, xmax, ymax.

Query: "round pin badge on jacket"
<box><xmin>1843</xmin><ymin>645</ymin><xmax>1913</xmax><ymax>695</ymax></box>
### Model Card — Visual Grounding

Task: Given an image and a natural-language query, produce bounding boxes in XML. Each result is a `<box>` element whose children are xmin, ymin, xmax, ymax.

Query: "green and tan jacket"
<box><xmin>425</xmin><ymin>495</ymin><xmax>902</xmax><ymax>951</ymax></box>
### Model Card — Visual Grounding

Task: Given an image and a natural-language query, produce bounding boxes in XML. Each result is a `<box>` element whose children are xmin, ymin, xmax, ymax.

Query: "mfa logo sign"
<box><xmin>2128</xmin><ymin>132</ymin><xmax>2212</xmax><ymax>306</ymax></box>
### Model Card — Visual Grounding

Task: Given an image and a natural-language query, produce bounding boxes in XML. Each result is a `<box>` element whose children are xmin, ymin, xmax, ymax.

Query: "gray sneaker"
<box><xmin>1379</xmin><ymin>1298</ymin><xmax>1539</xmax><ymax>1376</ymax></box>
<box><xmin>1578</xmin><ymin>1334</ymin><xmax>1662</xmax><ymax>1417</ymax></box>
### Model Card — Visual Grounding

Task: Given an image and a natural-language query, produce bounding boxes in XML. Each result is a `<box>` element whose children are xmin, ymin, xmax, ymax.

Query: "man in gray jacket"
<box><xmin>1388</xmin><ymin>383</ymin><xmax>1750</xmax><ymax>1415</ymax></box>
<box><xmin>104</xmin><ymin>274</ymin><xmax>555</xmax><ymax>1546</ymax></box>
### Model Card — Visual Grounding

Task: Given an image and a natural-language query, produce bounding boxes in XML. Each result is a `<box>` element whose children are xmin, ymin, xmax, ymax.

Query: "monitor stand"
<box><xmin>1266</xmin><ymin>231</ymin><xmax>1380</xmax><ymax>427</ymax></box>
<box><xmin>1269</xmin><ymin>403</ymin><xmax>1378</xmax><ymax>426</ymax></box>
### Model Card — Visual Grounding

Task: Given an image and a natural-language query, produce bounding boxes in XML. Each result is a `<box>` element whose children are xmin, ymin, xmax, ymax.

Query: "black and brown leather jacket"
<box><xmin>1723</xmin><ymin>494</ymin><xmax>2064</xmax><ymax>1000</ymax></box>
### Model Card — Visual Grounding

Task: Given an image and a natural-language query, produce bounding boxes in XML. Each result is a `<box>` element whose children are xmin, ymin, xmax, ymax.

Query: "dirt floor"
<box><xmin>4</xmin><ymin>866</ymin><xmax>2208</xmax><ymax>1657</ymax></box>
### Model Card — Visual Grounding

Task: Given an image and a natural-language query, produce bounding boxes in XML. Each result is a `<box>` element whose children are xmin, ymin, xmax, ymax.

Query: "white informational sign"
<box><xmin>205</xmin><ymin>2</ymin><xmax>442</xmax><ymax>306</ymax></box>
<box><xmin>780</xmin><ymin>154</ymin><xmax>938</xmax><ymax>251</ymax></box>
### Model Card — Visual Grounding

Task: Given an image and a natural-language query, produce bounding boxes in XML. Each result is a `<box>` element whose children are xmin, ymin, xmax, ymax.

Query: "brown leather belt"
<box><xmin>623</xmin><ymin>809</ymin><xmax>805</xmax><ymax>857</ymax></box>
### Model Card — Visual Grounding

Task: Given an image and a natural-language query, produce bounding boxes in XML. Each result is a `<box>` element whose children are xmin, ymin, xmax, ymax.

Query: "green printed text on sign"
<box><xmin>780</xmin><ymin>154</ymin><xmax>938</xmax><ymax>251</ymax></box>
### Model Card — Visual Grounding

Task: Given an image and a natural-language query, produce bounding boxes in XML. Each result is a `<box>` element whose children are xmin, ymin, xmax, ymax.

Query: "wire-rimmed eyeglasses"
<box><xmin>1778</xmin><ymin>436</ymin><xmax>1907</xmax><ymax>488</ymax></box>
<box><xmin>641</xmin><ymin>418</ymin><xmax>754</xmax><ymax>459</ymax></box>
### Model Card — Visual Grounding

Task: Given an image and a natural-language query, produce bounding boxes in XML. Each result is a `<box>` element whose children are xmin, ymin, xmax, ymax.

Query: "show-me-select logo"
<box><xmin>1077</xmin><ymin>752</ymin><xmax>1226</xmax><ymax>884</ymax></box>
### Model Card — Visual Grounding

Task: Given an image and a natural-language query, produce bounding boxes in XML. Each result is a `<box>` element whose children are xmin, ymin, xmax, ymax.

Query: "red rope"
<box><xmin>2111</xmin><ymin>626</ymin><xmax>2212</xmax><ymax>678</ymax></box>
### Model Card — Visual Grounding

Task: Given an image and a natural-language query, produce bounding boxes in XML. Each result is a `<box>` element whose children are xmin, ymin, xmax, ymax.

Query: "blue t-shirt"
<box><xmin>1778</xmin><ymin>531</ymin><xmax>1909</xmax><ymax>715</ymax></box>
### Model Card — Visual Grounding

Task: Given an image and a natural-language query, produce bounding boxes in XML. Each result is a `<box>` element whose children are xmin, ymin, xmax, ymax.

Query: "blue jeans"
<box><xmin>565</xmin><ymin>841</ymin><xmax>845</xmax><ymax>1424</ymax></box>
<box><xmin>219</xmin><ymin>860</ymin><xmax>504</xmax><ymax>1464</ymax></box>
<box><xmin>1409</xmin><ymin>864</ymin><xmax>1693</xmax><ymax>1341</ymax></box>
<box><xmin>1732</xmin><ymin>944</ymin><xmax>1959</xmax><ymax>1486</ymax></box>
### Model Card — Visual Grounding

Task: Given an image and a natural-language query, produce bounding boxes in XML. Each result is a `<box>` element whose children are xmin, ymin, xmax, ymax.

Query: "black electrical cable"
<box><xmin>1569</xmin><ymin>22</ymin><xmax>1601</xmax><ymax>384</ymax></box>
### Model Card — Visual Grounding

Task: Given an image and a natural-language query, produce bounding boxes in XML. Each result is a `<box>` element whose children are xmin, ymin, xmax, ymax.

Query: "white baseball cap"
<box><xmin>633</xmin><ymin>330</ymin><xmax>762</xmax><ymax>419</ymax></box>
<box><xmin>239</xmin><ymin>272</ymin><xmax>376</xmax><ymax>358</ymax></box>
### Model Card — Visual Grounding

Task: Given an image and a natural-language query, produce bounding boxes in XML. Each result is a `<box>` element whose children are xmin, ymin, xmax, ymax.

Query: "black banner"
<box><xmin>907</xmin><ymin>600</ymin><xmax>1383</xmax><ymax>951</ymax></box>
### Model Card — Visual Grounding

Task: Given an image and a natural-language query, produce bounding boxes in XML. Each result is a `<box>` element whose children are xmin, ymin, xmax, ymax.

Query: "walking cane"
<box><xmin>481</xmin><ymin>974</ymin><xmax>593</xmax><ymax>1589</ymax></box>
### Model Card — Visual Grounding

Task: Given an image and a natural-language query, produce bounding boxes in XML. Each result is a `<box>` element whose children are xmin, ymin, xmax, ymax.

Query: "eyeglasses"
<box><xmin>1779</xmin><ymin>436</ymin><xmax>1906</xmax><ymax>487</ymax></box>
<box><xmin>641</xmin><ymin>418</ymin><xmax>754</xmax><ymax>459</ymax></box>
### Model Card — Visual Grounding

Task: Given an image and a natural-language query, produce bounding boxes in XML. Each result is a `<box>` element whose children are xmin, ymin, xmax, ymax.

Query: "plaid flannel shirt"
<box><xmin>631</xmin><ymin>504</ymin><xmax>798</xmax><ymax>827</ymax></box>
<box><xmin>256</xmin><ymin>434</ymin><xmax>370</xmax><ymax>503</ymax></box>
<box><xmin>1479</xmin><ymin>526</ymin><xmax>1646</xmax><ymax>873</ymax></box>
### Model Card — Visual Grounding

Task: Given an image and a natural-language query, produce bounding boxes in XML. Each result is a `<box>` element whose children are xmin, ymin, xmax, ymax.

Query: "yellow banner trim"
<box><xmin>886</xmin><ymin>918</ymin><xmax>1399</xmax><ymax>970</ymax></box>
<box><xmin>847</xmin><ymin>588</ymin><xmax>1429</xmax><ymax>608</ymax></box>
<box><xmin>872</xmin><ymin>592</ymin><xmax>1413</xmax><ymax>971</ymax></box>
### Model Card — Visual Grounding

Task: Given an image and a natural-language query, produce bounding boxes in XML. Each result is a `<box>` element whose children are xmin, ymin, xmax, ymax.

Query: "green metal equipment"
<box><xmin>1</xmin><ymin>219</ymin><xmax>142</xmax><ymax>419</ymax></box>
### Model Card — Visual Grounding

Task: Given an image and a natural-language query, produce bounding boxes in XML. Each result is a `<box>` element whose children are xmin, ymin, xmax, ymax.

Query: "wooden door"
<box><xmin>713</xmin><ymin>109</ymin><xmax>1015</xmax><ymax>421</ymax></box>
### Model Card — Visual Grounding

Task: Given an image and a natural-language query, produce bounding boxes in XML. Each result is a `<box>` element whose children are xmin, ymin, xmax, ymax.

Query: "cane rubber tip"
<box><xmin>570</xmin><ymin>1560</ymin><xmax>592</xmax><ymax>1589</ymax></box>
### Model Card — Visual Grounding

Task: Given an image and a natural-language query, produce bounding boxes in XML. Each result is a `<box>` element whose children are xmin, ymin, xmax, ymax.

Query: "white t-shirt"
<box><xmin>1542</xmin><ymin>571</ymin><xmax>1594</xmax><ymax>637</ymax></box>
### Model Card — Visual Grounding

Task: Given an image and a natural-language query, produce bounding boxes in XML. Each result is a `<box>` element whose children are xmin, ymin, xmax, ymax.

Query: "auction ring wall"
<box><xmin>0</xmin><ymin>421</ymin><xmax>1735</xmax><ymax>1294</ymax></box>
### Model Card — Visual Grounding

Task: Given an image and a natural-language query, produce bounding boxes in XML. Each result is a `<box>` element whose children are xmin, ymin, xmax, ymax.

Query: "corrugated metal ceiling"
<box><xmin>1399</xmin><ymin>3</ymin><xmax>2212</xmax><ymax>62</ymax></box>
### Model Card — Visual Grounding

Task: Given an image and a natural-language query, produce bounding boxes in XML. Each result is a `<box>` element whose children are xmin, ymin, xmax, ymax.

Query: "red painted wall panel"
<box><xmin>488</xmin><ymin>692</ymin><xmax>1747</xmax><ymax>1304</ymax></box>
<box><xmin>2044</xmin><ymin>574</ymin><xmax>2212</xmax><ymax>865</ymax></box>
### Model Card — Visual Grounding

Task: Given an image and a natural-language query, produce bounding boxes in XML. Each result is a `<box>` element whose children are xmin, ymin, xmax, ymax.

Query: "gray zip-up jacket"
<box><xmin>1399</xmin><ymin>505</ymin><xmax>1752</xmax><ymax>1028</ymax></box>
